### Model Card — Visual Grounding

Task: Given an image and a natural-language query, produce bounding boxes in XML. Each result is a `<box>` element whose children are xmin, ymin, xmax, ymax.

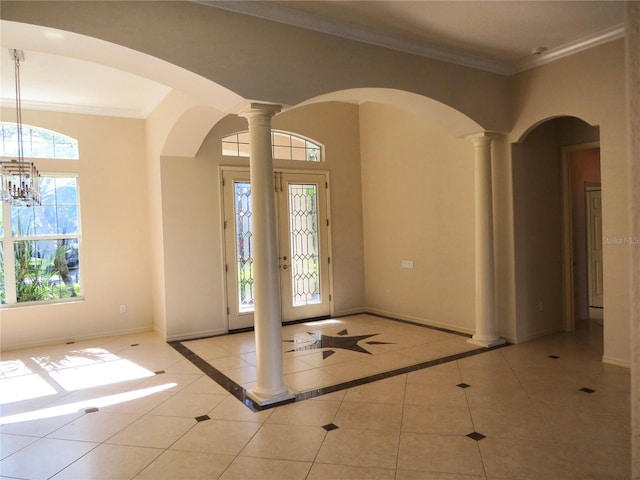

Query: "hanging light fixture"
<box><xmin>1</xmin><ymin>49</ymin><xmax>41</xmax><ymax>206</ymax></box>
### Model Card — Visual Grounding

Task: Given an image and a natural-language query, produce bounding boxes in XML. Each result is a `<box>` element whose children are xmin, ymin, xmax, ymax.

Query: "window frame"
<box><xmin>1</xmin><ymin>172</ymin><xmax>83</xmax><ymax>306</ymax></box>
<box><xmin>0</xmin><ymin>122</ymin><xmax>79</xmax><ymax>160</ymax></box>
<box><xmin>221</xmin><ymin>130</ymin><xmax>323</xmax><ymax>162</ymax></box>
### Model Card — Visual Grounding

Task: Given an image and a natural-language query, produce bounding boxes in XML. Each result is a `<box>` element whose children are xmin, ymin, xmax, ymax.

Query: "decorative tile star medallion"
<box><xmin>284</xmin><ymin>329</ymin><xmax>394</xmax><ymax>359</ymax></box>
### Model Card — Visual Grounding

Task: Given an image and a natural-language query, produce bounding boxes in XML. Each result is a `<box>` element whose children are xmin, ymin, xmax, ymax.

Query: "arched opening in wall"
<box><xmin>512</xmin><ymin>116</ymin><xmax>602</xmax><ymax>351</ymax></box>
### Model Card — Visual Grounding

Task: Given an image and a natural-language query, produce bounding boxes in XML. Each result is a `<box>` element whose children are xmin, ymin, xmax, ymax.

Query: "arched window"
<box><xmin>1</xmin><ymin>124</ymin><xmax>82</xmax><ymax>306</ymax></box>
<box><xmin>0</xmin><ymin>123</ymin><xmax>79</xmax><ymax>159</ymax></box>
<box><xmin>222</xmin><ymin>130</ymin><xmax>322</xmax><ymax>162</ymax></box>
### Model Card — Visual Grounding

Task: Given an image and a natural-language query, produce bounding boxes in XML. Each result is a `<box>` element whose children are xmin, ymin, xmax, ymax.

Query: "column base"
<box><xmin>467</xmin><ymin>336</ymin><xmax>506</xmax><ymax>348</ymax></box>
<box><xmin>247</xmin><ymin>387</ymin><xmax>296</xmax><ymax>407</ymax></box>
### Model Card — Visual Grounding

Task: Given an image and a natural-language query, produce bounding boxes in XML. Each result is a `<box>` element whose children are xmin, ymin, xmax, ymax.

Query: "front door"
<box><xmin>222</xmin><ymin>168</ymin><xmax>331</xmax><ymax>330</ymax></box>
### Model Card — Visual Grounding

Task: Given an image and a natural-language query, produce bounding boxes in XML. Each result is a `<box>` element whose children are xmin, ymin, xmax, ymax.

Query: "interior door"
<box><xmin>586</xmin><ymin>188</ymin><xmax>604</xmax><ymax>311</ymax></box>
<box><xmin>222</xmin><ymin>168</ymin><xmax>331</xmax><ymax>330</ymax></box>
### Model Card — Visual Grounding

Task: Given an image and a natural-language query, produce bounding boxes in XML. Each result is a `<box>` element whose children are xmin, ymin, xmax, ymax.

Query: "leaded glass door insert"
<box><xmin>234</xmin><ymin>182</ymin><xmax>254</xmax><ymax>313</ymax></box>
<box><xmin>222</xmin><ymin>168</ymin><xmax>331</xmax><ymax>330</ymax></box>
<box><xmin>287</xmin><ymin>183</ymin><xmax>320</xmax><ymax>306</ymax></box>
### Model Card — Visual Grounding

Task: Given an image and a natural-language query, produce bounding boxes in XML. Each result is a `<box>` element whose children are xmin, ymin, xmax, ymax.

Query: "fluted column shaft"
<box><xmin>468</xmin><ymin>133</ymin><xmax>504</xmax><ymax>348</ymax></box>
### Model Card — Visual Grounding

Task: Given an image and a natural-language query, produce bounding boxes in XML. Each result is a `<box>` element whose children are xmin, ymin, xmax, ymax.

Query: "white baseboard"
<box><xmin>507</xmin><ymin>327</ymin><xmax>563</xmax><ymax>344</ymax></box>
<box><xmin>332</xmin><ymin>307</ymin><xmax>367</xmax><ymax>318</ymax></box>
<box><xmin>1</xmin><ymin>326</ymin><xmax>153</xmax><ymax>352</ymax></box>
<box><xmin>602</xmin><ymin>355</ymin><xmax>631</xmax><ymax>368</ymax></box>
<box><xmin>364</xmin><ymin>308</ymin><xmax>475</xmax><ymax>336</ymax></box>
<box><xmin>166</xmin><ymin>328</ymin><xmax>228</xmax><ymax>343</ymax></box>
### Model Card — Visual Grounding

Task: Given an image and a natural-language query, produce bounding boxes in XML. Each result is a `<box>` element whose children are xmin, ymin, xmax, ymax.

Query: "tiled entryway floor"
<box><xmin>1</xmin><ymin>315</ymin><xmax>630</xmax><ymax>479</ymax></box>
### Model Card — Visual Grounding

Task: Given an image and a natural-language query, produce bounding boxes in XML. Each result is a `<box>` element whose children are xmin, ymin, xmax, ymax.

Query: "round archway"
<box><xmin>511</xmin><ymin>116</ymin><xmax>601</xmax><ymax>347</ymax></box>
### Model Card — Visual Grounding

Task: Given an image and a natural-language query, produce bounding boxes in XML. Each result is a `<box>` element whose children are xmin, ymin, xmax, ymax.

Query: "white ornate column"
<box><xmin>468</xmin><ymin>133</ymin><xmax>505</xmax><ymax>347</ymax></box>
<box><xmin>240</xmin><ymin>102</ymin><xmax>293</xmax><ymax>405</ymax></box>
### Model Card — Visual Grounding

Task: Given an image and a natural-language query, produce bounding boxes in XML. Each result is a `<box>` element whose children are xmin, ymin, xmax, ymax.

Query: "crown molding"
<box><xmin>200</xmin><ymin>1</ymin><xmax>624</xmax><ymax>77</ymax></box>
<box><xmin>1</xmin><ymin>98</ymin><xmax>147</xmax><ymax>118</ymax></box>
<box><xmin>511</xmin><ymin>24</ymin><xmax>625</xmax><ymax>74</ymax></box>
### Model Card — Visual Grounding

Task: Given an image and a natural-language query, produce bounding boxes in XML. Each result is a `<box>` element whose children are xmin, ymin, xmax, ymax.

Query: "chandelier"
<box><xmin>1</xmin><ymin>49</ymin><xmax>41</xmax><ymax>206</ymax></box>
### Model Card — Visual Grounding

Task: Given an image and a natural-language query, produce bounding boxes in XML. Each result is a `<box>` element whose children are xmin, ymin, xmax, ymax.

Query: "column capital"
<box><xmin>465</xmin><ymin>131</ymin><xmax>499</xmax><ymax>145</ymax></box>
<box><xmin>238</xmin><ymin>102</ymin><xmax>282</xmax><ymax>120</ymax></box>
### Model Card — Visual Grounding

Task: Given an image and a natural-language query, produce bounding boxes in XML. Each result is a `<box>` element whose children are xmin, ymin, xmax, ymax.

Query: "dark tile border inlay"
<box><xmin>580</xmin><ymin>387</ymin><xmax>596</xmax><ymax>394</ymax></box>
<box><xmin>85</xmin><ymin>407</ymin><xmax>99</xmax><ymax>414</ymax></box>
<box><xmin>169</xmin><ymin>316</ymin><xmax>510</xmax><ymax>412</ymax></box>
<box><xmin>548</xmin><ymin>355</ymin><xmax>560</xmax><ymax>359</ymax></box>
<box><xmin>457</xmin><ymin>383</ymin><xmax>471</xmax><ymax>389</ymax></box>
<box><xmin>195</xmin><ymin>415</ymin><xmax>211</xmax><ymax>422</ymax></box>
<box><xmin>467</xmin><ymin>432</ymin><xmax>486</xmax><ymax>441</ymax></box>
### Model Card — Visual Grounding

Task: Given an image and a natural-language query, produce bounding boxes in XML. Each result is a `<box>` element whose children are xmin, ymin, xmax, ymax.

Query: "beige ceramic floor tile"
<box><xmin>133</xmin><ymin>449</ymin><xmax>234</xmax><ymax>480</ymax></box>
<box><xmin>170</xmin><ymin>418</ymin><xmax>260</xmax><ymax>455</ymax></box>
<box><xmin>397</xmin><ymin>432</ymin><xmax>484</xmax><ymax>477</ymax></box>
<box><xmin>0</xmin><ymin>437</ymin><xmax>98</xmax><ymax>480</ymax></box>
<box><xmin>334</xmin><ymin>401</ymin><xmax>403</xmax><ymax>432</ymax></box>
<box><xmin>560</xmin><ymin>441</ymin><xmax>631</xmax><ymax>479</ymax></box>
<box><xmin>106</xmin><ymin>414</ymin><xmax>195</xmax><ymax>448</ymax></box>
<box><xmin>208</xmin><ymin>395</ymin><xmax>272</xmax><ymax>423</ymax></box>
<box><xmin>223</xmin><ymin>365</ymin><xmax>257</xmax><ymax>384</ymax></box>
<box><xmin>266</xmin><ymin>399</ymin><xmax>341</xmax><ymax>426</ymax></box>
<box><xmin>0</xmin><ymin>432</ymin><xmax>39</xmax><ymax>459</ymax></box>
<box><xmin>404</xmin><ymin>382</ymin><xmax>468</xmax><ymax>408</ymax></box>
<box><xmin>219</xmin><ymin>456</ymin><xmax>311</xmax><ymax>480</ymax></box>
<box><xmin>469</xmin><ymin>403</ymin><xmax>554</xmax><ymax>441</ymax></box>
<box><xmin>396</xmin><ymin>471</ymin><xmax>486</xmax><ymax>479</ymax></box>
<box><xmin>402</xmin><ymin>404</ymin><xmax>474</xmax><ymax>436</ymax></box>
<box><xmin>180</xmin><ymin>375</ymin><xmax>230</xmax><ymax>395</ymax></box>
<box><xmin>318</xmin><ymin>359</ymin><xmax>381</xmax><ymax>382</ymax></box>
<box><xmin>315</xmin><ymin>427</ymin><xmax>400</xmax><ymax>469</ymax></box>
<box><xmin>0</xmin><ymin>410</ymin><xmax>82</xmax><ymax>437</ymax></box>
<box><xmin>47</xmin><ymin>410</ymin><xmax>141</xmax><ymax>442</ymax></box>
<box><xmin>50</xmin><ymin>443</ymin><xmax>162</xmax><ymax>480</ymax></box>
<box><xmin>284</xmin><ymin>368</ymin><xmax>340</xmax><ymax>392</ymax></box>
<box><xmin>307</xmin><ymin>463</ymin><xmax>395</xmax><ymax>480</ymax></box>
<box><xmin>150</xmin><ymin>391</ymin><xmax>226</xmax><ymax>417</ymax></box>
<box><xmin>479</xmin><ymin>437</ymin><xmax>579</xmax><ymax>479</ymax></box>
<box><xmin>406</xmin><ymin>361</ymin><xmax>462</xmax><ymax>385</ymax></box>
<box><xmin>343</xmin><ymin>376</ymin><xmax>407</xmax><ymax>404</ymax></box>
<box><xmin>240</xmin><ymin>423</ymin><xmax>326</xmax><ymax>461</ymax></box>
<box><xmin>539</xmin><ymin>405</ymin><xmax>629</xmax><ymax>446</ymax></box>
<box><xmin>208</xmin><ymin>355</ymin><xmax>253</xmax><ymax>371</ymax></box>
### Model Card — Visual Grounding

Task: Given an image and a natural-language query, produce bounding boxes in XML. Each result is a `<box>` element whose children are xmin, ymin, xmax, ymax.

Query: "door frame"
<box><xmin>218</xmin><ymin>165</ymin><xmax>334</xmax><ymax>332</ymax></box>
<box><xmin>561</xmin><ymin>141</ymin><xmax>600</xmax><ymax>332</ymax></box>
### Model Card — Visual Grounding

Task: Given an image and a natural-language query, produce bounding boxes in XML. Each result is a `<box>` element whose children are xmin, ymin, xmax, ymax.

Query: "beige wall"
<box><xmin>1</xmin><ymin>1</ymin><xmax>511</xmax><ymax>135</ymax></box>
<box><xmin>509</xmin><ymin>39</ymin><xmax>630</xmax><ymax>364</ymax></box>
<box><xmin>359</xmin><ymin>102</ymin><xmax>476</xmax><ymax>333</ymax></box>
<box><xmin>1</xmin><ymin>109</ymin><xmax>153</xmax><ymax>350</ymax></box>
<box><xmin>160</xmin><ymin>102</ymin><xmax>365</xmax><ymax>339</ymax></box>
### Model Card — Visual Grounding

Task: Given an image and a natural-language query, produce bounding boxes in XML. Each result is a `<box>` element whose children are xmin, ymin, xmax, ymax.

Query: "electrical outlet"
<box><xmin>119</xmin><ymin>304</ymin><xmax>127</xmax><ymax>313</ymax></box>
<box><xmin>401</xmin><ymin>260</ymin><xmax>414</xmax><ymax>269</ymax></box>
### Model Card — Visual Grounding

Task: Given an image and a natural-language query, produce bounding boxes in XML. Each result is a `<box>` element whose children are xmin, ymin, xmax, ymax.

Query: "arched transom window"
<box><xmin>222</xmin><ymin>130</ymin><xmax>322</xmax><ymax>162</ymax></box>
<box><xmin>0</xmin><ymin>122</ymin><xmax>79</xmax><ymax>160</ymax></box>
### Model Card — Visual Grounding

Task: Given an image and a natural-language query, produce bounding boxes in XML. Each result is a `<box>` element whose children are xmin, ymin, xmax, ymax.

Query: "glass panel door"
<box><xmin>222</xmin><ymin>168</ymin><xmax>331</xmax><ymax>330</ymax></box>
<box><xmin>279</xmin><ymin>174</ymin><xmax>330</xmax><ymax>321</ymax></box>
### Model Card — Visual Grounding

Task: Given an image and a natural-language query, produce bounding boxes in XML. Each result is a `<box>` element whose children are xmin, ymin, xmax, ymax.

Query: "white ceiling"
<box><xmin>0</xmin><ymin>1</ymin><xmax>626</xmax><ymax>119</ymax></box>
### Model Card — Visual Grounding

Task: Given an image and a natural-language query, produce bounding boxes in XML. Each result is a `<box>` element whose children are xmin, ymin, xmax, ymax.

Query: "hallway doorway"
<box><xmin>562</xmin><ymin>144</ymin><xmax>602</xmax><ymax>334</ymax></box>
<box><xmin>222</xmin><ymin>167</ymin><xmax>332</xmax><ymax>330</ymax></box>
